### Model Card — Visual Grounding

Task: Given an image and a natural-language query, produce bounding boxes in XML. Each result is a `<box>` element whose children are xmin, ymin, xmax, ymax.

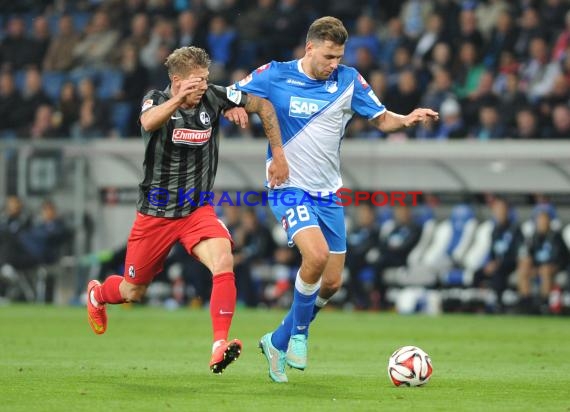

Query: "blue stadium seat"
<box><xmin>42</xmin><ymin>71</ymin><xmax>67</xmax><ymax>102</ymax></box>
<box><xmin>110</xmin><ymin>102</ymin><xmax>132</xmax><ymax>137</ymax></box>
<box><xmin>13</xmin><ymin>69</ymin><xmax>26</xmax><ymax>92</ymax></box>
<box><xmin>71</xmin><ymin>12</ymin><xmax>90</xmax><ymax>32</ymax></box>
<box><xmin>97</xmin><ymin>69</ymin><xmax>124</xmax><ymax>100</ymax></box>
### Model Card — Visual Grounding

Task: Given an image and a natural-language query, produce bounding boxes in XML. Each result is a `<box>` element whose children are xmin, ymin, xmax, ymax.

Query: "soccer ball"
<box><xmin>387</xmin><ymin>346</ymin><xmax>433</xmax><ymax>387</ymax></box>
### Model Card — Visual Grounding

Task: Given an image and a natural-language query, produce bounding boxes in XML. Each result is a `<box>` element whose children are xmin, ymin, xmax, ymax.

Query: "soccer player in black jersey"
<box><xmin>86</xmin><ymin>46</ymin><xmax>288</xmax><ymax>374</ymax></box>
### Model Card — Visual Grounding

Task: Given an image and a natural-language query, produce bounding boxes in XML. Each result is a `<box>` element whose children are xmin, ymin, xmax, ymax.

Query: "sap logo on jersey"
<box><xmin>289</xmin><ymin>96</ymin><xmax>328</xmax><ymax>118</ymax></box>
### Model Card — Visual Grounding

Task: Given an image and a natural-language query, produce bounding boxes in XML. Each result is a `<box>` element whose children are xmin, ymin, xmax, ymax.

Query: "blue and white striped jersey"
<box><xmin>234</xmin><ymin>60</ymin><xmax>386</xmax><ymax>195</ymax></box>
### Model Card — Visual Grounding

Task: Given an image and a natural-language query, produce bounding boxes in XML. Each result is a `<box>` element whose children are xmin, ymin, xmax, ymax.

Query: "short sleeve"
<box><xmin>350</xmin><ymin>71</ymin><xmax>386</xmax><ymax>120</ymax></box>
<box><xmin>209</xmin><ymin>84</ymin><xmax>248</xmax><ymax>111</ymax></box>
<box><xmin>140</xmin><ymin>90</ymin><xmax>165</xmax><ymax>115</ymax></box>
<box><xmin>233</xmin><ymin>61</ymin><xmax>274</xmax><ymax>98</ymax></box>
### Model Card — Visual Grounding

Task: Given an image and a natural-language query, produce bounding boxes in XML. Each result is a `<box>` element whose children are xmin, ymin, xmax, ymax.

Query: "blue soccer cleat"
<box><xmin>286</xmin><ymin>334</ymin><xmax>307</xmax><ymax>370</ymax></box>
<box><xmin>258</xmin><ymin>333</ymin><xmax>288</xmax><ymax>383</ymax></box>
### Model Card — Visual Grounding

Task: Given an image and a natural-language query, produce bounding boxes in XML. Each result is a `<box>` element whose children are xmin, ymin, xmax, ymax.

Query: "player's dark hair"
<box><xmin>306</xmin><ymin>16</ymin><xmax>348</xmax><ymax>46</ymax></box>
<box><xmin>165</xmin><ymin>46</ymin><xmax>211</xmax><ymax>77</ymax></box>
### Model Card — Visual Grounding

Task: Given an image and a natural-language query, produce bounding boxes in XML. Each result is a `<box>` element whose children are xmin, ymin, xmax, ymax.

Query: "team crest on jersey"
<box><xmin>172</xmin><ymin>128</ymin><xmax>212</xmax><ymax>145</ymax></box>
<box><xmin>289</xmin><ymin>96</ymin><xmax>328</xmax><ymax>118</ymax></box>
<box><xmin>255</xmin><ymin>63</ymin><xmax>270</xmax><ymax>73</ymax></box>
<box><xmin>238</xmin><ymin>74</ymin><xmax>252</xmax><ymax>86</ymax></box>
<box><xmin>200</xmin><ymin>111</ymin><xmax>210</xmax><ymax>125</ymax></box>
<box><xmin>325</xmin><ymin>81</ymin><xmax>338</xmax><ymax>93</ymax></box>
<box><xmin>128</xmin><ymin>265</ymin><xmax>135</xmax><ymax>278</ymax></box>
<box><xmin>357</xmin><ymin>73</ymin><xmax>369</xmax><ymax>89</ymax></box>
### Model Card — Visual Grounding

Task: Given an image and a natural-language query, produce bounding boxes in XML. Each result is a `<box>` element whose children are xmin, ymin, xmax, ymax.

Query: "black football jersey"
<box><xmin>137</xmin><ymin>84</ymin><xmax>248</xmax><ymax>217</ymax></box>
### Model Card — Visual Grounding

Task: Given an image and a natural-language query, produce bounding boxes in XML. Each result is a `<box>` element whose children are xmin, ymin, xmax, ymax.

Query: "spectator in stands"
<box><xmin>72</xmin><ymin>10</ymin><xmax>120</xmax><ymax>70</ymax></box>
<box><xmin>353</xmin><ymin>47</ymin><xmax>380</xmax><ymax>81</ymax></box>
<box><xmin>344</xmin><ymin>15</ymin><xmax>381</xmax><ymax>66</ymax></box>
<box><xmin>474</xmin><ymin>197</ymin><xmax>522</xmax><ymax>312</ymax></box>
<box><xmin>475</xmin><ymin>0</ymin><xmax>510</xmax><ymax>40</ymax></box>
<box><xmin>16</xmin><ymin>67</ymin><xmax>51</xmax><ymax>137</ymax></box>
<box><xmin>116</xmin><ymin>43</ymin><xmax>148</xmax><ymax>136</ymax></box>
<box><xmin>551</xmin><ymin>10</ymin><xmax>570</xmax><ymax>61</ymax></box>
<box><xmin>538</xmin><ymin>73</ymin><xmax>570</xmax><ymax>122</ymax></box>
<box><xmin>176</xmin><ymin>10</ymin><xmax>198</xmax><ymax>48</ymax></box>
<box><xmin>28</xmin><ymin>104</ymin><xmax>60</xmax><ymax>139</ymax></box>
<box><xmin>378</xmin><ymin>18</ymin><xmax>408</xmax><ymax>69</ymax></box>
<box><xmin>388</xmin><ymin>70</ymin><xmax>422</xmax><ymax>132</ymax></box>
<box><xmin>0</xmin><ymin>196</ymin><xmax>32</xmax><ymax>271</ymax></box>
<box><xmin>387</xmin><ymin>45</ymin><xmax>414</xmax><ymax>88</ymax></box>
<box><xmin>233</xmin><ymin>208</ymin><xmax>276</xmax><ymax>307</ymax></box>
<box><xmin>400</xmin><ymin>0</ymin><xmax>433</xmax><ymax>40</ymax></box>
<box><xmin>373</xmin><ymin>205</ymin><xmax>422</xmax><ymax>308</ymax></box>
<box><xmin>497</xmin><ymin>72</ymin><xmax>528</xmax><ymax>130</ymax></box>
<box><xmin>53</xmin><ymin>82</ymin><xmax>79</xmax><ymax>137</ymax></box>
<box><xmin>517</xmin><ymin>207</ymin><xmax>569</xmax><ymax>313</ymax></box>
<box><xmin>420</xmin><ymin>67</ymin><xmax>453</xmax><ymax>114</ymax></box>
<box><xmin>0</xmin><ymin>71</ymin><xmax>23</xmax><ymax>138</ymax></box>
<box><xmin>346</xmin><ymin>203</ymin><xmax>380</xmax><ymax>309</ymax></box>
<box><xmin>70</xmin><ymin>77</ymin><xmax>108</xmax><ymax>138</ymax></box>
<box><xmin>206</xmin><ymin>16</ymin><xmax>237</xmax><ymax>82</ymax></box>
<box><xmin>456</xmin><ymin>8</ymin><xmax>484</xmax><ymax>51</ymax></box>
<box><xmin>413</xmin><ymin>13</ymin><xmax>445</xmax><ymax>67</ymax></box>
<box><xmin>454</xmin><ymin>41</ymin><xmax>485</xmax><ymax>100</ymax></box>
<box><xmin>0</xmin><ymin>17</ymin><xmax>37</xmax><ymax>71</ymax></box>
<box><xmin>43</xmin><ymin>15</ymin><xmax>81</xmax><ymax>72</ymax></box>
<box><xmin>514</xmin><ymin>7</ymin><xmax>545</xmax><ymax>59</ymax></box>
<box><xmin>18</xmin><ymin>200</ymin><xmax>69</xmax><ymax>266</ymax></box>
<box><xmin>471</xmin><ymin>104</ymin><xmax>506</xmax><ymax>140</ymax></box>
<box><xmin>418</xmin><ymin>97</ymin><xmax>466</xmax><ymax>139</ymax></box>
<box><xmin>519</xmin><ymin>37</ymin><xmax>561</xmax><ymax>103</ymax></box>
<box><xmin>484</xmin><ymin>10</ymin><xmax>519</xmax><ymax>70</ymax></box>
<box><xmin>234</xmin><ymin>0</ymin><xmax>278</xmax><ymax>67</ymax></box>
<box><xmin>550</xmin><ymin>104</ymin><xmax>570</xmax><ymax>139</ymax></box>
<box><xmin>512</xmin><ymin>107</ymin><xmax>542</xmax><ymax>139</ymax></box>
<box><xmin>30</xmin><ymin>16</ymin><xmax>51</xmax><ymax>69</ymax></box>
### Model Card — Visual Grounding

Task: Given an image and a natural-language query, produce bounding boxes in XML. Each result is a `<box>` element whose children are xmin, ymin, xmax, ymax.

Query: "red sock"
<box><xmin>210</xmin><ymin>272</ymin><xmax>236</xmax><ymax>342</ymax></box>
<box><xmin>94</xmin><ymin>275</ymin><xmax>124</xmax><ymax>304</ymax></box>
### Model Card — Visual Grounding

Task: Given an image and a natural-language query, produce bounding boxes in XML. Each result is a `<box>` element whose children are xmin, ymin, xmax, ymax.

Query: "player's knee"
<box><xmin>212</xmin><ymin>250</ymin><xmax>234</xmax><ymax>274</ymax></box>
<box><xmin>304</xmin><ymin>247</ymin><xmax>329</xmax><ymax>274</ymax></box>
<box><xmin>321</xmin><ymin>276</ymin><xmax>342</xmax><ymax>294</ymax></box>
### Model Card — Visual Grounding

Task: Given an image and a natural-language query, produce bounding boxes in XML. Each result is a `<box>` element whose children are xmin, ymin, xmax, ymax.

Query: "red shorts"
<box><xmin>123</xmin><ymin>206</ymin><xmax>232</xmax><ymax>284</ymax></box>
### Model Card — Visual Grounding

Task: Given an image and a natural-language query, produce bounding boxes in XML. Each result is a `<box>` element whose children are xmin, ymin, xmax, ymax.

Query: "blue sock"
<box><xmin>291</xmin><ymin>288</ymin><xmax>318</xmax><ymax>338</ymax></box>
<box><xmin>271</xmin><ymin>309</ymin><xmax>294</xmax><ymax>351</ymax></box>
<box><xmin>310</xmin><ymin>304</ymin><xmax>322</xmax><ymax>322</ymax></box>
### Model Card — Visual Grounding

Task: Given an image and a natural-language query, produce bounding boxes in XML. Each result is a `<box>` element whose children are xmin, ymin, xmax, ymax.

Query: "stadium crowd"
<box><xmin>0</xmin><ymin>0</ymin><xmax>569</xmax><ymax>140</ymax></box>
<box><xmin>1</xmin><ymin>194</ymin><xmax>569</xmax><ymax>316</ymax></box>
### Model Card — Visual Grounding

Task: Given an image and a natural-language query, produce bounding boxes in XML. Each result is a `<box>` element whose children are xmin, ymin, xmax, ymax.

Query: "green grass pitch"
<box><xmin>1</xmin><ymin>305</ymin><xmax>569</xmax><ymax>411</ymax></box>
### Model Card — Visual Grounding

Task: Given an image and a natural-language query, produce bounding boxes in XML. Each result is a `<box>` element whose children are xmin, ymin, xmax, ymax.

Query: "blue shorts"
<box><xmin>267</xmin><ymin>188</ymin><xmax>346</xmax><ymax>253</ymax></box>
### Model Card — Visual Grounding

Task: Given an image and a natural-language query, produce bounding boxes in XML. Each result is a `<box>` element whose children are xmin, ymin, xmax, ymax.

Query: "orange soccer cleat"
<box><xmin>209</xmin><ymin>339</ymin><xmax>242</xmax><ymax>374</ymax></box>
<box><xmin>87</xmin><ymin>280</ymin><xmax>107</xmax><ymax>335</ymax></box>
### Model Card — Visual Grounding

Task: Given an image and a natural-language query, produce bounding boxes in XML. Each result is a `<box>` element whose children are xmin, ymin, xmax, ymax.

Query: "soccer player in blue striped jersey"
<box><xmin>229</xmin><ymin>16</ymin><xmax>439</xmax><ymax>383</ymax></box>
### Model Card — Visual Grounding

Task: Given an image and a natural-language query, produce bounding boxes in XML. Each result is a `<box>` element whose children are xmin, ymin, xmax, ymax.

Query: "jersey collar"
<box><xmin>297</xmin><ymin>59</ymin><xmax>317</xmax><ymax>80</ymax></box>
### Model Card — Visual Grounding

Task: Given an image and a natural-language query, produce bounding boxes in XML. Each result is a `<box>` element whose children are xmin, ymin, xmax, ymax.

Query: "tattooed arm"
<box><xmin>244</xmin><ymin>95</ymin><xmax>289</xmax><ymax>188</ymax></box>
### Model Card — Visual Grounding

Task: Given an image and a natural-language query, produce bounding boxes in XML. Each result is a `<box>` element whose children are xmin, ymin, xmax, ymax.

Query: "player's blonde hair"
<box><xmin>306</xmin><ymin>16</ymin><xmax>348</xmax><ymax>46</ymax></box>
<box><xmin>164</xmin><ymin>46</ymin><xmax>211</xmax><ymax>78</ymax></box>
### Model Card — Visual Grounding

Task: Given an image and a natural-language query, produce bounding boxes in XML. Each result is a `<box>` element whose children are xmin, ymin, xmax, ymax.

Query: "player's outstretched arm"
<box><xmin>140</xmin><ymin>77</ymin><xmax>204</xmax><ymax>132</ymax></box>
<box><xmin>244</xmin><ymin>95</ymin><xmax>289</xmax><ymax>188</ymax></box>
<box><xmin>370</xmin><ymin>108</ymin><xmax>439</xmax><ymax>133</ymax></box>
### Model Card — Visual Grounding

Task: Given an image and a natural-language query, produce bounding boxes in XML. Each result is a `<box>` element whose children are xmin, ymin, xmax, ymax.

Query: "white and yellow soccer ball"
<box><xmin>388</xmin><ymin>346</ymin><xmax>433</xmax><ymax>387</ymax></box>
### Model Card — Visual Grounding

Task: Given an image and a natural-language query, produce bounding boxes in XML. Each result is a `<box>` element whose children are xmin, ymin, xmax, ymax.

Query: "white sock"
<box><xmin>212</xmin><ymin>339</ymin><xmax>225</xmax><ymax>353</ymax></box>
<box><xmin>294</xmin><ymin>272</ymin><xmax>320</xmax><ymax>296</ymax></box>
<box><xmin>89</xmin><ymin>290</ymin><xmax>100</xmax><ymax>308</ymax></box>
<box><xmin>315</xmin><ymin>296</ymin><xmax>329</xmax><ymax>308</ymax></box>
